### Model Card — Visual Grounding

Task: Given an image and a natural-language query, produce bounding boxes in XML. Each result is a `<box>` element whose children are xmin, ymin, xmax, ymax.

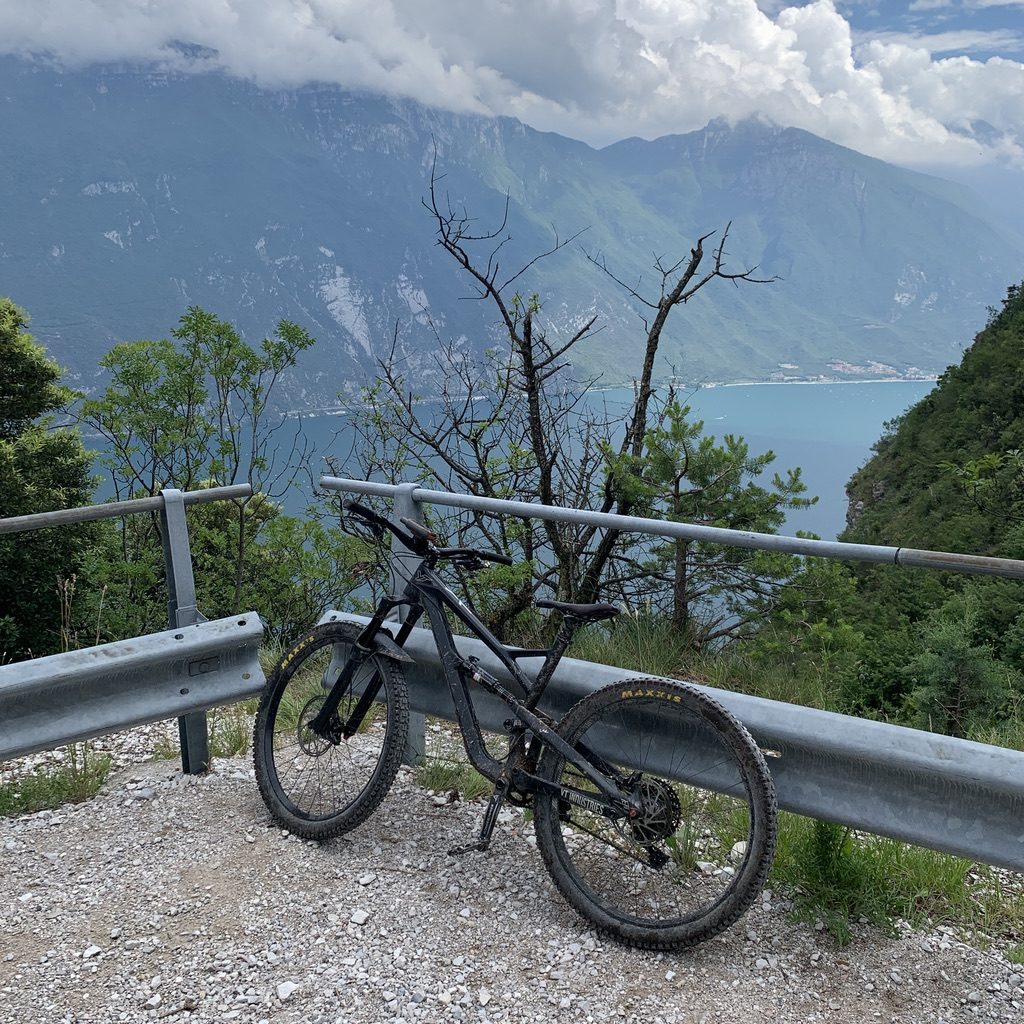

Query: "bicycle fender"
<box><xmin>369</xmin><ymin>630</ymin><xmax>414</xmax><ymax>664</ymax></box>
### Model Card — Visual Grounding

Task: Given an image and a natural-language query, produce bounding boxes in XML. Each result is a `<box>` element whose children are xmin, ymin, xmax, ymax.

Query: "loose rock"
<box><xmin>0</xmin><ymin>733</ymin><xmax>1019</xmax><ymax>1024</ymax></box>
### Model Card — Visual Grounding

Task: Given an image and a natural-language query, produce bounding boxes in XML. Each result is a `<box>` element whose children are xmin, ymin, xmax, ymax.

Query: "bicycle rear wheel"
<box><xmin>533</xmin><ymin>679</ymin><xmax>776</xmax><ymax>949</ymax></box>
<box><xmin>253</xmin><ymin>620</ymin><xmax>409</xmax><ymax>840</ymax></box>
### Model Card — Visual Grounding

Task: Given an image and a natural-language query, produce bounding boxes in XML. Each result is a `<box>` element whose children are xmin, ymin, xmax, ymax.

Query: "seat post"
<box><xmin>523</xmin><ymin>614</ymin><xmax>582</xmax><ymax>710</ymax></box>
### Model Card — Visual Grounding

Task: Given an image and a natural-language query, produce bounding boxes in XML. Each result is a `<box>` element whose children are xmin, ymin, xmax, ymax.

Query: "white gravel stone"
<box><xmin>0</xmin><ymin>738</ymin><xmax>1020</xmax><ymax>1024</ymax></box>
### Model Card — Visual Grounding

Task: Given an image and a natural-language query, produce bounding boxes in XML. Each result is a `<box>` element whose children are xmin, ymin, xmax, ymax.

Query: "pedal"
<box><xmin>447</xmin><ymin>839</ymin><xmax>491</xmax><ymax>857</ymax></box>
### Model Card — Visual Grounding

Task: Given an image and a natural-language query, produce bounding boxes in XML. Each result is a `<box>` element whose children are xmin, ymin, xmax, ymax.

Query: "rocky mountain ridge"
<box><xmin>2</xmin><ymin>56</ymin><xmax>1020</xmax><ymax>407</ymax></box>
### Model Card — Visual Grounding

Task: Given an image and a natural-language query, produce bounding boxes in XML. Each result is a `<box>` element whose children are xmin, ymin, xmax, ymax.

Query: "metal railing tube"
<box><xmin>318</xmin><ymin>476</ymin><xmax>1024</xmax><ymax>867</ymax></box>
<box><xmin>319</xmin><ymin>477</ymin><xmax>1024</xmax><ymax>580</ymax></box>
<box><xmin>0</xmin><ymin>483</ymin><xmax>261</xmax><ymax>774</ymax></box>
<box><xmin>0</xmin><ymin>484</ymin><xmax>253</xmax><ymax>535</ymax></box>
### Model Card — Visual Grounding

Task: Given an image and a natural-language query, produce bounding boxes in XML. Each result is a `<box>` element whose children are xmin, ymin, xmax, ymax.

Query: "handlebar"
<box><xmin>435</xmin><ymin>546</ymin><xmax>514</xmax><ymax>566</ymax></box>
<box><xmin>342</xmin><ymin>499</ymin><xmax>426</xmax><ymax>552</ymax></box>
<box><xmin>342</xmin><ymin>499</ymin><xmax>513</xmax><ymax>565</ymax></box>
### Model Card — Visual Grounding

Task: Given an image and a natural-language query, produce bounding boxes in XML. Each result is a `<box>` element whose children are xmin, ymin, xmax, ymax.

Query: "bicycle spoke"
<box><xmin>533</xmin><ymin>679</ymin><xmax>777</xmax><ymax>948</ymax></box>
<box><xmin>253</xmin><ymin>622</ymin><xmax>409</xmax><ymax>840</ymax></box>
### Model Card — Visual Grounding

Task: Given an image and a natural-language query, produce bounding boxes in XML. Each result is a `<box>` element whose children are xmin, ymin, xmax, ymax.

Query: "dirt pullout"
<box><xmin>1</xmin><ymin>758</ymin><xmax>1021</xmax><ymax>1024</ymax></box>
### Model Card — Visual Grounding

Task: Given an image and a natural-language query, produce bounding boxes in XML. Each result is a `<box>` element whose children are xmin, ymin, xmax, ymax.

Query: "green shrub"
<box><xmin>770</xmin><ymin>813</ymin><xmax>1022</xmax><ymax>945</ymax></box>
<box><xmin>0</xmin><ymin>743</ymin><xmax>111</xmax><ymax>817</ymax></box>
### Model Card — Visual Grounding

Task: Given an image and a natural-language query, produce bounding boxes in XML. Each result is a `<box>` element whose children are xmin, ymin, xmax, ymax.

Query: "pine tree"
<box><xmin>0</xmin><ymin>299</ymin><xmax>97</xmax><ymax>659</ymax></box>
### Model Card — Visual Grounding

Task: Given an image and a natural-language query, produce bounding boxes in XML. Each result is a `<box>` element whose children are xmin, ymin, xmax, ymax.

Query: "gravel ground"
<box><xmin>1</xmin><ymin>740</ymin><xmax>1022</xmax><ymax>1024</ymax></box>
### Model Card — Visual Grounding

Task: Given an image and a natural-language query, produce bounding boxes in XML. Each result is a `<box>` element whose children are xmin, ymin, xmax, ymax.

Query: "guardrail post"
<box><xmin>392</xmin><ymin>482</ymin><xmax>426</xmax><ymax>766</ymax></box>
<box><xmin>160</xmin><ymin>488</ymin><xmax>210</xmax><ymax>775</ymax></box>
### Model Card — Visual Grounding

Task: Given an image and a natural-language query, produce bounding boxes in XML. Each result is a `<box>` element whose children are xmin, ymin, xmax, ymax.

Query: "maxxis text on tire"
<box><xmin>253</xmin><ymin>620</ymin><xmax>410</xmax><ymax>840</ymax></box>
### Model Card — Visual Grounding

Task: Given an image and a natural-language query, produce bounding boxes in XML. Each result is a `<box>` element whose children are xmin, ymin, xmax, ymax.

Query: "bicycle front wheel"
<box><xmin>253</xmin><ymin>620</ymin><xmax>410</xmax><ymax>840</ymax></box>
<box><xmin>533</xmin><ymin>679</ymin><xmax>777</xmax><ymax>949</ymax></box>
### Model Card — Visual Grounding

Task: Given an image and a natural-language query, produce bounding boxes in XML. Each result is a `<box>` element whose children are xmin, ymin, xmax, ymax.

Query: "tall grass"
<box><xmin>969</xmin><ymin>695</ymin><xmax>1024</xmax><ymax>751</ymax></box>
<box><xmin>770</xmin><ymin>814</ymin><xmax>1024</xmax><ymax>945</ymax></box>
<box><xmin>566</xmin><ymin>611</ymin><xmax>848</xmax><ymax>712</ymax></box>
<box><xmin>568</xmin><ymin>613</ymin><xmax>694</xmax><ymax>678</ymax></box>
<box><xmin>0</xmin><ymin>744</ymin><xmax>111</xmax><ymax>817</ymax></box>
<box><xmin>0</xmin><ymin>576</ymin><xmax>115</xmax><ymax>817</ymax></box>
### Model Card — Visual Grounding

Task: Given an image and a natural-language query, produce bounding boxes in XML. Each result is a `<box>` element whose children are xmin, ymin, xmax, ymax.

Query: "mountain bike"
<box><xmin>253</xmin><ymin>500</ymin><xmax>777</xmax><ymax>949</ymax></box>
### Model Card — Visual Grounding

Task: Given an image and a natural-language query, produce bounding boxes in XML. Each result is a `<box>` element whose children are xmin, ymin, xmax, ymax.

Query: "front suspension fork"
<box><xmin>308</xmin><ymin>601</ymin><xmax>419</xmax><ymax>739</ymax></box>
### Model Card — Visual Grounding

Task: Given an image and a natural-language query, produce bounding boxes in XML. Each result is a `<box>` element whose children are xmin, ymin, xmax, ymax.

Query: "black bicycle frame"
<box><xmin>313</xmin><ymin>558</ymin><xmax>636</xmax><ymax>815</ymax></box>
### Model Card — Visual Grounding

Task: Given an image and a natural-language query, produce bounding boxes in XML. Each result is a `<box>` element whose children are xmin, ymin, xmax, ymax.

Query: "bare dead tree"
<box><xmin>575</xmin><ymin>231</ymin><xmax>778</xmax><ymax>603</ymax></box>
<box><xmin>343</xmin><ymin>156</ymin><xmax>778</xmax><ymax>636</ymax></box>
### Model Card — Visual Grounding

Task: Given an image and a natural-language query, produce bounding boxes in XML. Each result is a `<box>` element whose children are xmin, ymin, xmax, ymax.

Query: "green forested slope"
<box><xmin>844</xmin><ymin>283</ymin><xmax>1024</xmax><ymax>554</ymax></box>
<box><xmin>831</xmin><ymin>284</ymin><xmax>1024</xmax><ymax>731</ymax></box>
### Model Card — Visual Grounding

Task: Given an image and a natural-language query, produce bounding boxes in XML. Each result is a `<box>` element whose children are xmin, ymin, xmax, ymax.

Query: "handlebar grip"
<box><xmin>437</xmin><ymin>546</ymin><xmax>514</xmax><ymax>566</ymax></box>
<box><xmin>343</xmin><ymin>498</ymin><xmax>425</xmax><ymax>551</ymax></box>
<box><xmin>479</xmin><ymin>550</ymin><xmax>514</xmax><ymax>566</ymax></box>
<box><xmin>399</xmin><ymin>516</ymin><xmax>438</xmax><ymax>542</ymax></box>
<box><xmin>342</xmin><ymin>498</ymin><xmax>387</xmax><ymax>526</ymax></box>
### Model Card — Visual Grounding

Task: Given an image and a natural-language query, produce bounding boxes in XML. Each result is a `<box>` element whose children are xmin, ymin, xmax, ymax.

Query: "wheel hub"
<box><xmin>297</xmin><ymin>695</ymin><xmax>337</xmax><ymax>754</ymax></box>
<box><xmin>620</xmin><ymin>777</ymin><xmax>682</xmax><ymax>846</ymax></box>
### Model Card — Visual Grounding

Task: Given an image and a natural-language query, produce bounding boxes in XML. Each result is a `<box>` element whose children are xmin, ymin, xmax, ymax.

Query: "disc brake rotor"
<box><xmin>618</xmin><ymin>777</ymin><xmax>682</xmax><ymax>846</ymax></box>
<box><xmin>297</xmin><ymin>695</ymin><xmax>335</xmax><ymax>754</ymax></box>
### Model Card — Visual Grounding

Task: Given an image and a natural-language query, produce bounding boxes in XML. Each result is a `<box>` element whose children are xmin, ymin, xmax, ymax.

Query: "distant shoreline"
<box><xmin>700</xmin><ymin>376</ymin><xmax>938</xmax><ymax>389</ymax></box>
<box><xmin>294</xmin><ymin>375</ymin><xmax>938</xmax><ymax>420</ymax></box>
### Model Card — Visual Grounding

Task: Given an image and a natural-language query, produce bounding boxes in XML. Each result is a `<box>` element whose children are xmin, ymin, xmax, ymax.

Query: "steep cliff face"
<box><xmin>600</xmin><ymin>119</ymin><xmax>1018</xmax><ymax>369</ymax></box>
<box><xmin>843</xmin><ymin>283</ymin><xmax>1024</xmax><ymax>553</ymax></box>
<box><xmin>2</xmin><ymin>57</ymin><xmax>1021</xmax><ymax>407</ymax></box>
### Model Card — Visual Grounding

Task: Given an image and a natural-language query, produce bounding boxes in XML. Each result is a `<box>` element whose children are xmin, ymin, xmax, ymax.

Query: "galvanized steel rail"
<box><xmin>320</xmin><ymin>476</ymin><xmax>1024</xmax><ymax>869</ymax></box>
<box><xmin>0</xmin><ymin>484</ymin><xmax>253</xmax><ymax>535</ymax></box>
<box><xmin>0</xmin><ymin>615</ymin><xmax>264</xmax><ymax>762</ymax></box>
<box><xmin>321</xmin><ymin>477</ymin><xmax>1024</xmax><ymax>579</ymax></box>
<box><xmin>0</xmin><ymin>485</ymin><xmax>265</xmax><ymax>773</ymax></box>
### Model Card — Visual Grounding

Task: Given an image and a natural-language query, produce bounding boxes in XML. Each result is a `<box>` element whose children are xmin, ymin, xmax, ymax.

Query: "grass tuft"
<box><xmin>154</xmin><ymin>704</ymin><xmax>255</xmax><ymax>763</ymax></box>
<box><xmin>414</xmin><ymin>756</ymin><xmax>492</xmax><ymax>801</ymax></box>
<box><xmin>770</xmin><ymin>813</ymin><xmax>1024</xmax><ymax>946</ymax></box>
<box><xmin>569</xmin><ymin>613</ymin><xmax>692</xmax><ymax>679</ymax></box>
<box><xmin>0</xmin><ymin>743</ymin><xmax>111</xmax><ymax>818</ymax></box>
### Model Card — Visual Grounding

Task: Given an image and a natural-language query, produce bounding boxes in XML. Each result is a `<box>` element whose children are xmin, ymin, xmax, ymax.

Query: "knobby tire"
<box><xmin>533</xmin><ymin>678</ymin><xmax>777</xmax><ymax>949</ymax></box>
<box><xmin>253</xmin><ymin>620</ymin><xmax>410</xmax><ymax>840</ymax></box>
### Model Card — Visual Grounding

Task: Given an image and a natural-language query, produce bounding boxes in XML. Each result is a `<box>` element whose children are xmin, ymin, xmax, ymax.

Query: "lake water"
<box><xmin>646</xmin><ymin>380</ymin><xmax>934</xmax><ymax>539</ymax></box>
<box><xmin>296</xmin><ymin>380</ymin><xmax>934</xmax><ymax>541</ymax></box>
<box><xmin>86</xmin><ymin>379</ymin><xmax>935</xmax><ymax>541</ymax></box>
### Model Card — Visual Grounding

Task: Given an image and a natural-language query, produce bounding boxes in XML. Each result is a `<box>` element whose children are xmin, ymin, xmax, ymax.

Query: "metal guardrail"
<box><xmin>321</xmin><ymin>477</ymin><xmax>1024</xmax><ymax>579</ymax></box>
<box><xmin>320</xmin><ymin>477</ymin><xmax>1024</xmax><ymax>870</ymax></box>
<box><xmin>0</xmin><ymin>485</ymin><xmax>265</xmax><ymax>773</ymax></box>
<box><xmin>0</xmin><ymin>615</ymin><xmax>264</xmax><ymax>761</ymax></box>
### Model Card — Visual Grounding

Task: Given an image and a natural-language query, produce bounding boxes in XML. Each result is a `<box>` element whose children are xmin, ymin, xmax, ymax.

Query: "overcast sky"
<box><xmin>2</xmin><ymin>0</ymin><xmax>1023</xmax><ymax>171</ymax></box>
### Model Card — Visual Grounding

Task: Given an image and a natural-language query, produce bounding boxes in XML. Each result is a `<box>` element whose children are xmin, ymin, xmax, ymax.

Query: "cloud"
<box><xmin>860</xmin><ymin>29</ymin><xmax>1024</xmax><ymax>54</ymax></box>
<box><xmin>0</xmin><ymin>0</ymin><xmax>1022</xmax><ymax>170</ymax></box>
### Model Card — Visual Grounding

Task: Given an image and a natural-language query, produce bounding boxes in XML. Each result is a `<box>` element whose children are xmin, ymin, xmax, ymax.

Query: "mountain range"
<box><xmin>2</xmin><ymin>55</ymin><xmax>1021</xmax><ymax>408</ymax></box>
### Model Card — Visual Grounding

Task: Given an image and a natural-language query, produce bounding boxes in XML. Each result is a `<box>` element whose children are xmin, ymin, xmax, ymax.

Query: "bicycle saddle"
<box><xmin>535</xmin><ymin>599</ymin><xmax>619</xmax><ymax>621</ymax></box>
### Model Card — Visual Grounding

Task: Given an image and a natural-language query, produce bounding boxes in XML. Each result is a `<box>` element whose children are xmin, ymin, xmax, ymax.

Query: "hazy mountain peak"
<box><xmin>1</xmin><ymin>56</ymin><xmax>1020</xmax><ymax>407</ymax></box>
